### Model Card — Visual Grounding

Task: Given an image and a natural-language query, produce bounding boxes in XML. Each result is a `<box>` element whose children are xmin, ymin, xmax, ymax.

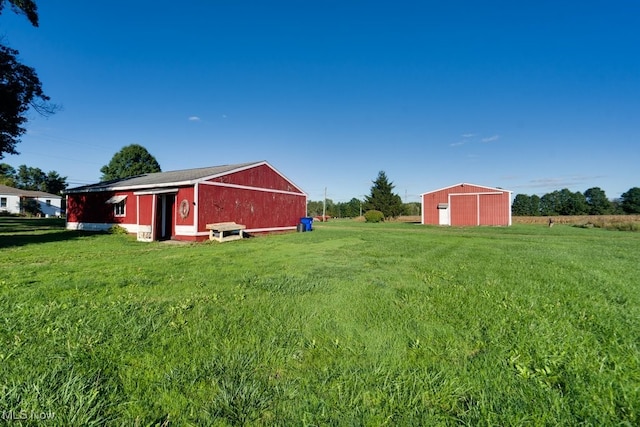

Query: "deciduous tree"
<box><xmin>584</xmin><ymin>187</ymin><xmax>613</xmax><ymax>215</ymax></box>
<box><xmin>620</xmin><ymin>187</ymin><xmax>640</xmax><ymax>214</ymax></box>
<box><xmin>1</xmin><ymin>0</ymin><xmax>55</xmax><ymax>159</ymax></box>
<box><xmin>512</xmin><ymin>194</ymin><xmax>532</xmax><ymax>216</ymax></box>
<box><xmin>100</xmin><ymin>144</ymin><xmax>162</xmax><ymax>181</ymax></box>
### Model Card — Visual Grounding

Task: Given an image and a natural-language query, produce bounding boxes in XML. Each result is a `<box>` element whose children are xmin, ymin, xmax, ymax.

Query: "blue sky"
<box><xmin>2</xmin><ymin>1</ymin><xmax>638</xmax><ymax>202</ymax></box>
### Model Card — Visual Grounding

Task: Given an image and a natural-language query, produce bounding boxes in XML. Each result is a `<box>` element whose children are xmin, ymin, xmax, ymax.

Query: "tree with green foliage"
<box><xmin>529</xmin><ymin>194</ymin><xmax>541</xmax><ymax>216</ymax></box>
<box><xmin>0</xmin><ymin>162</ymin><xmax>16</xmax><ymax>186</ymax></box>
<box><xmin>15</xmin><ymin>164</ymin><xmax>44</xmax><ymax>190</ymax></box>
<box><xmin>540</xmin><ymin>189</ymin><xmax>588</xmax><ymax>216</ymax></box>
<box><xmin>364</xmin><ymin>209</ymin><xmax>384</xmax><ymax>223</ymax></box>
<box><xmin>100</xmin><ymin>144</ymin><xmax>161</xmax><ymax>181</ymax></box>
<box><xmin>584</xmin><ymin>187</ymin><xmax>613</xmax><ymax>215</ymax></box>
<box><xmin>557</xmin><ymin>188</ymin><xmax>588</xmax><ymax>215</ymax></box>
<box><xmin>540</xmin><ymin>191</ymin><xmax>559</xmax><ymax>216</ymax></box>
<box><xmin>620</xmin><ymin>187</ymin><xmax>640</xmax><ymax>214</ymax></box>
<box><xmin>20</xmin><ymin>197</ymin><xmax>41</xmax><ymax>216</ymax></box>
<box><xmin>307</xmin><ymin>199</ymin><xmax>335</xmax><ymax>217</ymax></box>
<box><xmin>0</xmin><ymin>1</ymin><xmax>39</xmax><ymax>26</ymax></box>
<box><xmin>1</xmin><ymin>0</ymin><xmax>56</xmax><ymax>159</ymax></box>
<box><xmin>44</xmin><ymin>170</ymin><xmax>67</xmax><ymax>195</ymax></box>
<box><xmin>333</xmin><ymin>198</ymin><xmax>361</xmax><ymax>218</ymax></box>
<box><xmin>364</xmin><ymin>171</ymin><xmax>404</xmax><ymax>219</ymax></box>
<box><xmin>1</xmin><ymin>163</ymin><xmax>66</xmax><ymax>194</ymax></box>
<box><xmin>512</xmin><ymin>194</ymin><xmax>532</xmax><ymax>216</ymax></box>
<box><xmin>403</xmin><ymin>202</ymin><xmax>421</xmax><ymax>216</ymax></box>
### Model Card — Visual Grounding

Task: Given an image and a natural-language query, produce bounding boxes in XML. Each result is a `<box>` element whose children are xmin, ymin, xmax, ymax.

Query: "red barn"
<box><xmin>66</xmin><ymin>161</ymin><xmax>307</xmax><ymax>241</ymax></box>
<box><xmin>421</xmin><ymin>183</ymin><xmax>512</xmax><ymax>226</ymax></box>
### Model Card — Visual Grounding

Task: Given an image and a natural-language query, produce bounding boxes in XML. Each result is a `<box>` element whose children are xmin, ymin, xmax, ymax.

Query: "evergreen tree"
<box><xmin>0</xmin><ymin>162</ymin><xmax>16</xmax><ymax>186</ymax></box>
<box><xmin>364</xmin><ymin>171</ymin><xmax>404</xmax><ymax>218</ymax></box>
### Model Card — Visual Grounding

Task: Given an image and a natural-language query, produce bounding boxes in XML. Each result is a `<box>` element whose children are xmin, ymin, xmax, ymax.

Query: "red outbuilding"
<box><xmin>66</xmin><ymin>161</ymin><xmax>307</xmax><ymax>241</ymax></box>
<box><xmin>421</xmin><ymin>183</ymin><xmax>512</xmax><ymax>226</ymax></box>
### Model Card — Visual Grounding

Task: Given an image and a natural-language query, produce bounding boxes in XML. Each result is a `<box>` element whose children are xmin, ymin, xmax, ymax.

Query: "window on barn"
<box><xmin>0</xmin><ymin>197</ymin><xmax>6</xmax><ymax>208</ymax></box>
<box><xmin>46</xmin><ymin>199</ymin><xmax>51</xmax><ymax>206</ymax></box>
<box><xmin>114</xmin><ymin>200</ymin><xmax>126</xmax><ymax>217</ymax></box>
<box><xmin>106</xmin><ymin>195</ymin><xmax>127</xmax><ymax>217</ymax></box>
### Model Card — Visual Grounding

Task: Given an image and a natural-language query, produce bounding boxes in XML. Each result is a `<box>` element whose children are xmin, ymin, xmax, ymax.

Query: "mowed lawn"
<box><xmin>1</xmin><ymin>218</ymin><xmax>639</xmax><ymax>425</ymax></box>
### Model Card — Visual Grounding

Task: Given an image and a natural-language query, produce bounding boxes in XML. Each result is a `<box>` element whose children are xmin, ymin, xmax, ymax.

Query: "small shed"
<box><xmin>421</xmin><ymin>183</ymin><xmax>512</xmax><ymax>226</ymax></box>
<box><xmin>66</xmin><ymin>161</ymin><xmax>307</xmax><ymax>241</ymax></box>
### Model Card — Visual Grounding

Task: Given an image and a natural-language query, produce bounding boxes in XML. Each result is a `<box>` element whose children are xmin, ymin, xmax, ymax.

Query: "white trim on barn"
<box><xmin>447</xmin><ymin>191</ymin><xmax>506</xmax><ymax>226</ymax></box>
<box><xmin>422</xmin><ymin>183</ymin><xmax>513</xmax><ymax>226</ymax></box>
<box><xmin>66</xmin><ymin>222</ymin><xmax>138</xmax><ymax>232</ymax></box>
<box><xmin>420</xmin><ymin>183</ymin><xmax>508</xmax><ymax>196</ymax></box>
<box><xmin>199</xmin><ymin>180</ymin><xmax>307</xmax><ymax>197</ymax></box>
<box><xmin>105</xmin><ymin>195</ymin><xmax>127</xmax><ymax>204</ymax></box>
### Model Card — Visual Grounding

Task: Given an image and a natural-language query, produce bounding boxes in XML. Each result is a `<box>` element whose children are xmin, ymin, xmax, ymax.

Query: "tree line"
<box><xmin>309</xmin><ymin>178</ymin><xmax>640</xmax><ymax>219</ymax></box>
<box><xmin>0</xmin><ymin>163</ymin><xmax>67</xmax><ymax>195</ymax></box>
<box><xmin>307</xmin><ymin>171</ymin><xmax>420</xmax><ymax>219</ymax></box>
<box><xmin>512</xmin><ymin>187</ymin><xmax>640</xmax><ymax>216</ymax></box>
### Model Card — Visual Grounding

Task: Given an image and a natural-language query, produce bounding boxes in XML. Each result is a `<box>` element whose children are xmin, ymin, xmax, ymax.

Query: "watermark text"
<box><xmin>2</xmin><ymin>410</ymin><xmax>56</xmax><ymax>421</ymax></box>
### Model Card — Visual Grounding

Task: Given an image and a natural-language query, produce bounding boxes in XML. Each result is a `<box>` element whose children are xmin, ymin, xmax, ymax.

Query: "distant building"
<box><xmin>65</xmin><ymin>161</ymin><xmax>307</xmax><ymax>242</ymax></box>
<box><xmin>421</xmin><ymin>183</ymin><xmax>512</xmax><ymax>226</ymax></box>
<box><xmin>0</xmin><ymin>185</ymin><xmax>63</xmax><ymax>217</ymax></box>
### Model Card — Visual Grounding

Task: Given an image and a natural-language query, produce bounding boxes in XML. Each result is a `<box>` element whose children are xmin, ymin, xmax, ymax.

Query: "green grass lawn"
<box><xmin>1</xmin><ymin>218</ymin><xmax>639</xmax><ymax>425</ymax></box>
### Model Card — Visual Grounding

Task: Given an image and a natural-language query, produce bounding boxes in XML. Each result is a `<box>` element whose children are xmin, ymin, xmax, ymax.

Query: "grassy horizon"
<box><xmin>1</xmin><ymin>218</ymin><xmax>639</xmax><ymax>425</ymax></box>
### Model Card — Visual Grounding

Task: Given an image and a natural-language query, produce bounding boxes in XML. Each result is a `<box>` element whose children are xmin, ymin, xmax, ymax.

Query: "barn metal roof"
<box><xmin>420</xmin><ymin>183</ymin><xmax>512</xmax><ymax>196</ymax></box>
<box><xmin>66</xmin><ymin>161</ymin><xmax>266</xmax><ymax>193</ymax></box>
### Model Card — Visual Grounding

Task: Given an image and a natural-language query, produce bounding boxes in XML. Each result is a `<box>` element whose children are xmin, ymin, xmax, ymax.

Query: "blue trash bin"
<box><xmin>300</xmin><ymin>217</ymin><xmax>313</xmax><ymax>231</ymax></box>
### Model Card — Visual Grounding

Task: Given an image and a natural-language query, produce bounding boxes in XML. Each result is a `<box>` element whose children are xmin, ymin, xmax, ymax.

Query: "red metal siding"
<box><xmin>197</xmin><ymin>184</ymin><xmax>306</xmax><ymax>234</ymax></box>
<box><xmin>175</xmin><ymin>187</ymin><xmax>195</xmax><ymax>226</ymax></box>
<box><xmin>67</xmin><ymin>191</ymin><xmax>136</xmax><ymax>225</ymax></box>
<box><xmin>479</xmin><ymin>193</ymin><xmax>509</xmax><ymax>225</ymax></box>
<box><xmin>422</xmin><ymin>193</ymin><xmax>442</xmax><ymax>224</ymax></box>
<box><xmin>451</xmin><ymin>194</ymin><xmax>478</xmax><ymax>226</ymax></box>
<box><xmin>68</xmin><ymin>163</ymin><xmax>306</xmax><ymax>241</ymax></box>
<box><xmin>209</xmin><ymin>164</ymin><xmax>303</xmax><ymax>193</ymax></box>
<box><xmin>422</xmin><ymin>184</ymin><xmax>511</xmax><ymax>226</ymax></box>
<box><xmin>137</xmin><ymin>194</ymin><xmax>154</xmax><ymax>226</ymax></box>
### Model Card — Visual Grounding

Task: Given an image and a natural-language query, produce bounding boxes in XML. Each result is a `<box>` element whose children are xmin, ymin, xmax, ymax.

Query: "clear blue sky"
<box><xmin>2</xmin><ymin>1</ymin><xmax>638</xmax><ymax>202</ymax></box>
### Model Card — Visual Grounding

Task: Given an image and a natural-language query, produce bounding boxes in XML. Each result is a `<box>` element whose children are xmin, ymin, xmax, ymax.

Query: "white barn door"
<box><xmin>437</xmin><ymin>203</ymin><xmax>449</xmax><ymax>225</ymax></box>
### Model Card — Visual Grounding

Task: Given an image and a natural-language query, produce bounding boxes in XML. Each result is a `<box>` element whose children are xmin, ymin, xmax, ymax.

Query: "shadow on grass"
<box><xmin>0</xmin><ymin>218</ymin><xmax>106</xmax><ymax>249</ymax></box>
<box><xmin>0</xmin><ymin>230</ymin><xmax>103</xmax><ymax>249</ymax></box>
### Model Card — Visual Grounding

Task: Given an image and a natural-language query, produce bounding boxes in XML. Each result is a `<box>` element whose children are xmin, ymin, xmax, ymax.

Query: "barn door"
<box><xmin>437</xmin><ymin>203</ymin><xmax>449</xmax><ymax>225</ymax></box>
<box><xmin>155</xmin><ymin>194</ymin><xmax>176</xmax><ymax>240</ymax></box>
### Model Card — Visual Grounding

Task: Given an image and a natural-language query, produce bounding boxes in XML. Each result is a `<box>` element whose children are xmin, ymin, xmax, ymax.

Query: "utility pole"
<box><xmin>322</xmin><ymin>187</ymin><xmax>326</xmax><ymax>221</ymax></box>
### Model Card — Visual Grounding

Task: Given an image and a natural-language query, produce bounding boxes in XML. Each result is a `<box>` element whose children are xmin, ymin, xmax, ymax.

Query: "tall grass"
<box><xmin>514</xmin><ymin>214</ymin><xmax>640</xmax><ymax>231</ymax></box>
<box><xmin>1</xmin><ymin>218</ymin><xmax>639</xmax><ymax>425</ymax></box>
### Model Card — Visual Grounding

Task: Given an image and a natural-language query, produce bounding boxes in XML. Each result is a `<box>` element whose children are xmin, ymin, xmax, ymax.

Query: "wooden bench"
<box><xmin>206</xmin><ymin>222</ymin><xmax>246</xmax><ymax>242</ymax></box>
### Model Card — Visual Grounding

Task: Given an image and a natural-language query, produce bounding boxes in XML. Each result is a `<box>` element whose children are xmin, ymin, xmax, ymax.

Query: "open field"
<box><xmin>514</xmin><ymin>215</ymin><xmax>640</xmax><ymax>230</ymax></box>
<box><xmin>1</xmin><ymin>218</ymin><xmax>639</xmax><ymax>425</ymax></box>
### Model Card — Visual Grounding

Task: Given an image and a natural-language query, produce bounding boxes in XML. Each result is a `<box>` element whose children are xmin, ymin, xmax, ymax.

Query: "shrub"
<box><xmin>364</xmin><ymin>210</ymin><xmax>384</xmax><ymax>223</ymax></box>
<box><xmin>21</xmin><ymin>199</ymin><xmax>42</xmax><ymax>217</ymax></box>
<box><xmin>108</xmin><ymin>225</ymin><xmax>129</xmax><ymax>235</ymax></box>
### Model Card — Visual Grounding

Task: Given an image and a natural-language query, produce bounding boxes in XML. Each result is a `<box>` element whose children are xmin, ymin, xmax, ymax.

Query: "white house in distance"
<box><xmin>0</xmin><ymin>185</ymin><xmax>63</xmax><ymax>217</ymax></box>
